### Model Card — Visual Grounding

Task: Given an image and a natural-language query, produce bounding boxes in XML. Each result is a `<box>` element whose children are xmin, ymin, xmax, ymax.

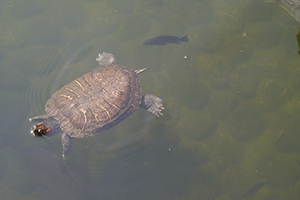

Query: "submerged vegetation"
<box><xmin>0</xmin><ymin>0</ymin><xmax>300</xmax><ymax>199</ymax></box>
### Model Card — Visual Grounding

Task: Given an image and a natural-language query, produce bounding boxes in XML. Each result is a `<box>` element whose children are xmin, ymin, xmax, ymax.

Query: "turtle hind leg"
<box><xmin>96</xmin><ymin>52</ymin><xmax>116</xmax><ymax>66</ymax></box>
<box><xmin>140</xmin><ymin>94</ymin><xmax>164</xmax><ymax>117</ymax></box>
<box><xmin>61</xmin><ymin>133</ymin><xmax>73</xmax><ymax>160</ymax></box>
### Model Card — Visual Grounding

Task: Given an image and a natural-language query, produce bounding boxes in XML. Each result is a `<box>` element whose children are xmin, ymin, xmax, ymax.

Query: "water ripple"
<box><xmin>26</xmin><ymin>40</ymin><xmax>93</xmax><ymax>116</ymax></box>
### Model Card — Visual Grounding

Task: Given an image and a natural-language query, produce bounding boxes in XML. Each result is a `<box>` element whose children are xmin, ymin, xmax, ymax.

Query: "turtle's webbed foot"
<box><xmin>140</xmin><ymin>94</ymin><xmax>164</xmax><ymax>117</ymax></box>
<box><xmin>96</xmin><ymin>52</ymin><xmax>116</xmax><ymax>66</ymax></box>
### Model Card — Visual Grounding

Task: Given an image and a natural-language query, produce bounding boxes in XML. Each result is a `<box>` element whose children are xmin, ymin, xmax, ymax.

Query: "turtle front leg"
<box><xmin>140</xmin><ymin>94</ymin><xmax>164</xmax><ymax>117</ymax></box>
<box><xmin>29</xmin><ymin>114</ymin><xmax>51</xmax><ymax>122</ymax></box>
<box><xmin>61</xmin><ymin>133</ymin><xmax>73</xmax><ymax>159</ymax></box>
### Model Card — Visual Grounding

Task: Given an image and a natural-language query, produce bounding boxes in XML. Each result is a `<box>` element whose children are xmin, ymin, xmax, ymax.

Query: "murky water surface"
<box><xmin>1</xmin><ymin>0</ymin><xmax>300</xmax><ymax>199</ymax></box>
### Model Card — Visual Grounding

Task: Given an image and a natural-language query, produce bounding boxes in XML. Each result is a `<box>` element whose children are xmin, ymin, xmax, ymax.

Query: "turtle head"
<box><xmin>31</xmin><ymin>122</ymin><xmax>50</xmax><ymax>137</ymax></box>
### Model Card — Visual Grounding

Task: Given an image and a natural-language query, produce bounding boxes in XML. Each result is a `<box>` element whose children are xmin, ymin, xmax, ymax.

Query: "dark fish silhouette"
<box><xmin>297</xmin><ymin>28</ymin><xmax>300</xmax><ymax>56</ymax></box>
<box><xmin>239</xmin><ymin>179</ymin><xmax>267</xmax><ymax>199</ymax></box>
<box><xmin>142</xmin><ymin>35</ymin><xmax>189</xmax><ymax>46</ymax></box>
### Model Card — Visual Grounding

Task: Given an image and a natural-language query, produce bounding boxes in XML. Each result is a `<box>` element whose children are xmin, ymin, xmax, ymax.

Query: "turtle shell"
<box><xmin>45</xmin><ymin>64</ymin><xmax>142</xmax><ymax>138</ymax></box>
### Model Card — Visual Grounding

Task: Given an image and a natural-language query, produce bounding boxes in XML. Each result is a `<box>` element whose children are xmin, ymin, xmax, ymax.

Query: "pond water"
<box><xmin>0</xmin><ymin>0</ymin><xmax>300</xmax><ymax>199</ymax></box>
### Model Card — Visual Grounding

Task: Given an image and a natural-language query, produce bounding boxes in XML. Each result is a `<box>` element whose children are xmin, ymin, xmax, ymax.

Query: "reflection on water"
<box><xmin>1</xmin><ymin>0</ymin><xmax>300</xmax><ymax>199</ymax></box>
<box><xmin>81</xmin><ymin>132</ymin><xmax>192</xmax><ymax>199</ymax></box>
<box><xmin>0</xmin><ymin>130</ymin><xmax>88</xmax><ymax>199</ymax></box>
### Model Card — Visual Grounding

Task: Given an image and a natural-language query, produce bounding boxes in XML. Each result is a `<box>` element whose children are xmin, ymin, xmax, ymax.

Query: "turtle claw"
<box><xmin>154</xmin><ymin>106</ymin><xmax>164</xmax><ymax>117</ymax></box>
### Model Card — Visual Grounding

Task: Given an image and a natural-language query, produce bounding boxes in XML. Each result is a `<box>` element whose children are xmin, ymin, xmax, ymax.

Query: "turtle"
<box><xmin>30</xmin><ymin>52</ymin><xmax>164</xmax><ymax>159</ymax></box>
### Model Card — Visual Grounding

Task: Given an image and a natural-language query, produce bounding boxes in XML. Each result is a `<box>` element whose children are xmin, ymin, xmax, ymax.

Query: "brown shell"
<box><xmin>45</xmin><ymin>64</ymin><xmax>142</xmax><ymax>138</ymax></box>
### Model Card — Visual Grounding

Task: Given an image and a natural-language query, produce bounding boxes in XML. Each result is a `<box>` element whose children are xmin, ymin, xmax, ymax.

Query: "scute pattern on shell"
<box><xmin>45</xmin><ymin>64</ymin><xmax>142</xmax><ymax>138</ymax></box>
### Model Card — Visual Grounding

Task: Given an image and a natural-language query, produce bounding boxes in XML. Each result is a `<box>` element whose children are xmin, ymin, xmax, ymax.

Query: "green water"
<box><xmin>0</xmin><ymin>0</ymin><xmax>300</xmax><ymax>199</ymax></box>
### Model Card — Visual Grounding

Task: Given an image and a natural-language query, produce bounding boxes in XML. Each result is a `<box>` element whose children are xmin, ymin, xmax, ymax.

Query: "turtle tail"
<box><xmin>179</xmin><ymin>35</ymin><xmax>189</xmax><ymax>43</ymax></box>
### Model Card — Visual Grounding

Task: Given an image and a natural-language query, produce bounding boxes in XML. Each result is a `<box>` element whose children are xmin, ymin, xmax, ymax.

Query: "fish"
<box><xmin>239</xmin><ymin>179</ymin><xmax>267</xmax><ymax>199</ymax></box>
<box><xmin>263</xmin><ymin>0</ymin><xmax>300</xmax><ymax>23</ymax></box>
<box><xmin>141</xmin><ymin>35</ymin><xmax>189</xmax><ymax>46</ymax></box>
<box><xmin>296</xmin><ymin>28</ymin><xmax>300</xmax><ymax>55</ymax></box>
